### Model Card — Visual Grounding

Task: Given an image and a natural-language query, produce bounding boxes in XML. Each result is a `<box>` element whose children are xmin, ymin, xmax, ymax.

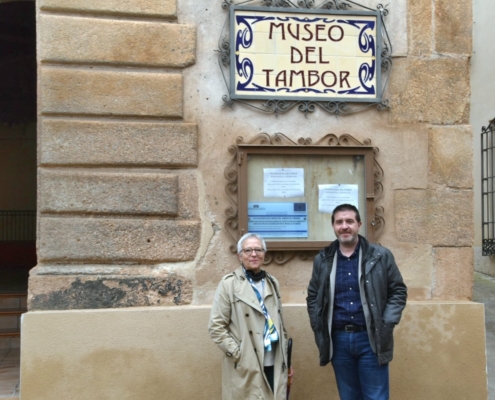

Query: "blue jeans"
<box><xmin>331</xmin><ymin>330</ymin><xmax>389</xmax><ymax>400</ymax></box>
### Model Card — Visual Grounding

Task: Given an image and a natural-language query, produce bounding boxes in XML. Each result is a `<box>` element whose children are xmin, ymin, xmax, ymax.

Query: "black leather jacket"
<box><xmin>306</xmin><ymin>235</ymin><xmax>407</xmax><ymax>366</ymax></box>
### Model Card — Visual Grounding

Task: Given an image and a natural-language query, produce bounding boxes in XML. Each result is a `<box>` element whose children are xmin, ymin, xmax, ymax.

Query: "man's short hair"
<box><xmin>237</xmin><ymin>233</ymin><xmax>267</xmax><ymax>254</ymax></box>
<box><xmin>331</xmin><ymin>204</ymin><xmax>361</xmax><ymax>224</ymax></box>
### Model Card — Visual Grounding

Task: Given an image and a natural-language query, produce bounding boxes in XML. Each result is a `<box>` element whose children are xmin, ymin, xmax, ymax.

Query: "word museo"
<box><xmin>261</xmin><ymin>22</ymin><xmax>355</xmax><ymax>89</ymax></box>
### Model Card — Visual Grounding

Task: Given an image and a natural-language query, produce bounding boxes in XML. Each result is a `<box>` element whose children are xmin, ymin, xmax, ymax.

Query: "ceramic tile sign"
<box><xmin>230</xmin><ymin>6</ymin><xmax>381</xmax><ymax>102</ymax></box>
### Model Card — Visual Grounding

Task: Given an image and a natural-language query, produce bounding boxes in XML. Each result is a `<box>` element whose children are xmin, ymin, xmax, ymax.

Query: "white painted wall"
<box><xmin>471</xmin><ymin>0</ymin><xmax>495</xmax><ymax>274</ymax></box>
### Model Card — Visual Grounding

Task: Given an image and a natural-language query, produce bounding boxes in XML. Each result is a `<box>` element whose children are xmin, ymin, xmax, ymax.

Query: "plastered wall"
<box><xmin>471</xmin><ymin>0</ymin><xmax>495</xmax><ymax>276</ymax></box>
<box><xmin>20</xmin><ymin>303</ymin><xmax>487</xmax><ymax>399</ymax></box>
<box><xmin>181</xmin><ymin>0</ymin><xmax>474</xmax><ymax>304</ymax></box>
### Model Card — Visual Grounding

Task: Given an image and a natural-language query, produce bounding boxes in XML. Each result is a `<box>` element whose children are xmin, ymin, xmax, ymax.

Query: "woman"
<box><xmin>208</xmin><ymin>233</ymin><xmax>291</xmax><ymax>399</ymax></box>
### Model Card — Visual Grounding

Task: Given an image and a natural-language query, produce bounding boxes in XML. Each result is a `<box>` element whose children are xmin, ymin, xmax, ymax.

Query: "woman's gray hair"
<box><xmin>237</xmin><ymin>233</ymin><xmax>267</xmax><ymax>254</ymax></box>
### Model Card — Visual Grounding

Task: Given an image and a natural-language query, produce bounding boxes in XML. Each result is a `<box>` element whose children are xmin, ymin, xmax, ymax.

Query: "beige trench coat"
<box><xmin>208</xmin><ymin>267</ymin><xmax>289</xmax><ymax>400</ymax></box>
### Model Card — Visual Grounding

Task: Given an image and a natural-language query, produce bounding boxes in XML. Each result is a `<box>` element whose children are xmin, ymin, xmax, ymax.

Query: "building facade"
<box><xmin>7</xmin><ymin>0</ymin><xmax>488</xmax><ymax>398</ymax></box>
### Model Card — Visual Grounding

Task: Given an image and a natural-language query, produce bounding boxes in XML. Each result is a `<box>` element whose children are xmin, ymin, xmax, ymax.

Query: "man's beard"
<box><xmin>337</xmin><ymin>233</ymin><xmax>358</xmax><ymax>245</ymax></box>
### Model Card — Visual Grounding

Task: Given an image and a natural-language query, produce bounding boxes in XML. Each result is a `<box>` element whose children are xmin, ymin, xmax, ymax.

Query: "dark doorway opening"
<box><xmin>0</xmin><ymin>0</ymin><xmax>37</xmax><ymax>358</ymax></box>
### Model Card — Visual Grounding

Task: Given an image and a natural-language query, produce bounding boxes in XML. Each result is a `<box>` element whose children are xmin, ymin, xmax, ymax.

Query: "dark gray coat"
<box><xmin>306</xmin><ymin>235</ymin><xmax>407</xmax><ymax>366</ymax></box>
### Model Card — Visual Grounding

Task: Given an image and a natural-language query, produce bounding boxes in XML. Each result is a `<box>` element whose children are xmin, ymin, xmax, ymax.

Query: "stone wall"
<box><xmin>26</xmin><ymin>0</ymin><xmax>487</xmax><ymax>397</ymax></box>
<box><xmin>33</xmin><ymin>0</ymin><xmax>475</xmax><ymax>308</ymax></box>
<box><xmin>178</xmin><ymin>0</ymin><xmax>474</xmax><ymax>304</ymax></box>
<box><xmin>31</xmin><ymin>0</ymin><xmax>205</xmax><ymax>309</ymax></box>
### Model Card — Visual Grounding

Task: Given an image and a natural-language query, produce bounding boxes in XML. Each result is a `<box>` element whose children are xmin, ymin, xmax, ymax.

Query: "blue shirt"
<box><xmin>332</xmin><ymin>243</ymin><xmax>366</xmax><ymax>329</ymax></box>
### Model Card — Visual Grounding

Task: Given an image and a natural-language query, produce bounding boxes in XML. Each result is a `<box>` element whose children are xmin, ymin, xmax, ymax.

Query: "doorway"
<box><xmin>0</xmin><ymin>1</ymin><xmax>36</xmax><ymax>397</ymax></box>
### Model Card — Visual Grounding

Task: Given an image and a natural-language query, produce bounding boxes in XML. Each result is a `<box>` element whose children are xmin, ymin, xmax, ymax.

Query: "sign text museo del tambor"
<box><xmin>231</xmin><ymin>7</ymin><xmax>381</xmax><ymax>102</ymax></box>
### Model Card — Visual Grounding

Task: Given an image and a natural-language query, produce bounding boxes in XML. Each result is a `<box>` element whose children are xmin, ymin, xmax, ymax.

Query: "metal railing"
<box><xmin>482</xmin><ymin>119</ymin><xmax>495</xmax><ymax>255</ymax></box>
<box><xmin>0</xmin><ymin>210</ymin><xmax>36</xmax><ymax>241</ymax></box>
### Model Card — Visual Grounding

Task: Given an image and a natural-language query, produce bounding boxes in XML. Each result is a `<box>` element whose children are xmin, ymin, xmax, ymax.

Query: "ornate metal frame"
<box><xmin>217</xmin><ymin>0</ymin><xmax>392</xmax><ymax>116</ymax></box>
<box><xmin>224</xmin><ymin>132</ymin><xmax>385</xmax><ymax>264</ymax></box>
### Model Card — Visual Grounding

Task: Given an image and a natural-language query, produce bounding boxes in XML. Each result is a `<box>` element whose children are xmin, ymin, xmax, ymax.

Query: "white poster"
<box><xmin>263</xmin><ymin>168</ymin><xmax>304</xmax><ymax>198</ymax></box>
<box><xmin>318</xmin><ymin>184</ymin><xmax>359</xmax><ymax>214</ymax></box>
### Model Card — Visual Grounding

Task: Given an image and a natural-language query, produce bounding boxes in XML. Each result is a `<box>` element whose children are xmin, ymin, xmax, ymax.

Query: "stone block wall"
<box><xmin>177</xmin><ymin>0</ymin><xmax>475</xmax><ymax>304</ymax></box>
<box><xmin>32</xmin><ymin>0</ymin><xmax>201</xmax><ymax>310</ymax></box>
<box><xmin>33</xmin><ymin>0</ymin><xmax>475</xmax><ymax>304</ymax></box>
<box><xmin>389</xmin><ymin>0</ymin><xmax>474</xmax><ymax>300</ymax></box>
<box><xmin>26</xmin><ymin>0</ymin><xmax>487</xmax><ymax>397</ymax></box>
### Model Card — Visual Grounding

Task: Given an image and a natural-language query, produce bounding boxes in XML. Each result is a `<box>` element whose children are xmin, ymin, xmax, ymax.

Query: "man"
<box><xmin>307</xmin><ymin>204</ymin><xmax>407</xmax><ymax>400</ymax></box>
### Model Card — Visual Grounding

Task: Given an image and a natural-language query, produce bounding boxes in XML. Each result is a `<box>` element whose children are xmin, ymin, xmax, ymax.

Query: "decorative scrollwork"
<box><xmin>482</xmin><ymin>118</ymin><xmax>495</xmax><ymax>135</ymax></box>
<box><xmin>264</xmin><ymin>251</ymin><xmax>296</xmax><ymax>265</ymax></box>
<box><xmin>224</xmin><ymin>145</ymin><xmax>240</xmax><ymax>251</ymax></box>
<box><xmin>321</xmin><ymin>0</ymin><xmax>352</xmax><ymax>10</ymax></box>
<box><xmin>298</xmin><ymin>251</ymin><xmax>319</xmax><ymax>260</ymax></box>
<box><xmin>221</xmin><ymin>0</ymin><xmax>234</xmax><ymax>9</ymax></box>
<box><xmin>377</xmin><ymin>101</ymin><xmax>389</xmax><ymax>111</ymax></box>
<box><xmin>297</xmin><ymin>0</ymin><xmax>316</xmax><ymax>8</ymax></box>
<box><xmin>371</xmin><ymin>206</ymin><xmax>385</xmax><ymax>238</ymax></box>
<box><xmin>298</xmin><ymin>137</ymin><xmax>313</xmax><ymax>145</ymax></box>
<box><xmin>373</xmin><ymin>148</ymin><xmax>384</xmax><ymax>184</ymax></box>
<box><xmin>297</xmin><ymin>101</ymin><xmax>317</xmax><ymax>116</ymax></box>
<box><xmin>381</xmin><ymin>44</ymin><xmax>392</xmax><ymax>72</ymax></box>
<box><xmin>222</xmin><ymin>95</ymin><xmax>235</xmax><ymax>108</ymax></box>
<box><xmin>374</xmin><ymin>181</ymin><xmax>383</xmax><ymax>199</ymax></box>
<box><xmin>376</xmin><ymin>3</ymin><xmax>389</xmax><ymax>16</ymax></box>
<box><xmin>245</xmin><ymin>99</ymin><xmax>389</xmax><ymax>116</ymax></box>
<box><xmin>218</xmin><ymin>0</ymin><xmax>392</xmax><ymax>115</ymax></box>
<box><xmin>263</xmin><ymin>250</ymin><xmax>318</xmax><ymax>264</ymax></box>
<box><xmin>312</xmin><ymin>133</ymin><xmax>365</xmax><ymax>146</ymax></box>
<box><xmin>224</xmin><ymin>132</ymin><xmax>386</xmax><ymax>263</ymax></box>
<box><xmin>236</xmin><ymin>132</ymin><xmax>298</xmax><ymax>146</ymax></box>
<box><xmin>262</xmin><ymin>0</ymin><xmax>292</xmax><ymax>6</ymax></box>
<box><xmin>263</xmin><ymin>100</ymin><xmax>298</xmax><ymax>115</ymax></box>
<box><xmin>216</xmin><ymin>37</ymin><xmax>230</xmax><ymax>67</ymax></box>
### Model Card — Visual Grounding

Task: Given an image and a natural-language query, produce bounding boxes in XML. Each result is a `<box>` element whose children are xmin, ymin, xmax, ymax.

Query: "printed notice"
<box><xmin>264</xmin><ymin>168</ymin><xmax>304</xmax><ymax>198</ymax></box>
<box><xmin>248</xmin><ymin>202</ymin><xmax>308</xmax><ymax>238</ymax></box>
<box><xmin>318</xmin><ymin>184</ymin><xmax>359</xmax><ymax>214</ymax></box>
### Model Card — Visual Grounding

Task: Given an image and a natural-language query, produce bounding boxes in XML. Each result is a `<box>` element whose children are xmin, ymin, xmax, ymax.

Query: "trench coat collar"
<box><xmin>232</xmin><ymin>266</ymin><xmax>274</xmax><ymax>314</ymax></box>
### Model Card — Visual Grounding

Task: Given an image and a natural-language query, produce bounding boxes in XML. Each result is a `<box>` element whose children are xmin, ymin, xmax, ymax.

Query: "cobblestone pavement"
<box><xmin>0</xmin><ymin>348</ymin><xmax>19</xmax><ymax>399</ymax></box>
<box><xmin>473</xmin><ymin>272</ymin><xmax>495</xmax><ymax>399</ymax></box>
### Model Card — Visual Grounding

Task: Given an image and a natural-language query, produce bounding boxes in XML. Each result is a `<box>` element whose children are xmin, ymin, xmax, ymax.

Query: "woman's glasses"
<box><xmin>241</xmin><ymin>248</ymin><xmax>265</xmax><ymax>255</ymax></box>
